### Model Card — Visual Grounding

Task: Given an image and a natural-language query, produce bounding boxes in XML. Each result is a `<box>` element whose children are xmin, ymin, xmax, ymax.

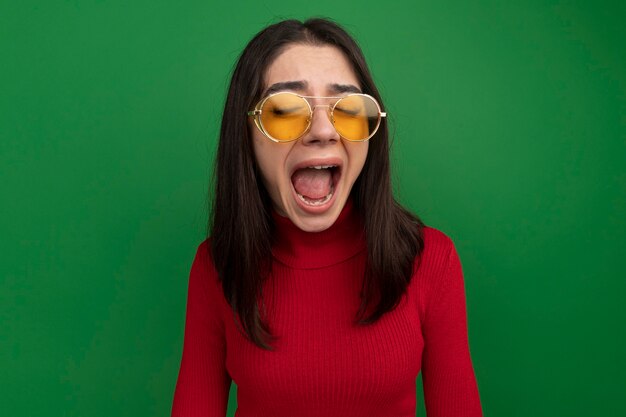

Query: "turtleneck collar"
<box><xmin>270</xmin><ymin>198</ymin><xmax>367</xmax><ymax>269</ymax></box>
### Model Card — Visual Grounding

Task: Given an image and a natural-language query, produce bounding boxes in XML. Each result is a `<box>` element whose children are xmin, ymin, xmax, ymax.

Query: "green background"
<box><xmin>2</xmin><ymin>1</ymin><xmax>624</xmax><ymax>416</ymax></box>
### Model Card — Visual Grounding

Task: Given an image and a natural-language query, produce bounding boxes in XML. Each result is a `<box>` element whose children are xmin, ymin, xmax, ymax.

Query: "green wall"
<box><xmin>2</xmin><ymin>1</ymin><xmax>624</xmax><ymax>416</ymax></box>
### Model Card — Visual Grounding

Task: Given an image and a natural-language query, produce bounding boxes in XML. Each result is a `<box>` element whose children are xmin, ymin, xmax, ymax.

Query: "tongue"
<box><xmin>291</xmin><ymin>168</ymin><xmax>332</xmax><ymax>199</ymax></box>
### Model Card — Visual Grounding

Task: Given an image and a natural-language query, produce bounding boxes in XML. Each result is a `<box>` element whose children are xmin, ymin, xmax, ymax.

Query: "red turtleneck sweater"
<box><xmin>171</xmin><ymin>201</ymin><xmax>482</xmax><ymax>416</ymax></box>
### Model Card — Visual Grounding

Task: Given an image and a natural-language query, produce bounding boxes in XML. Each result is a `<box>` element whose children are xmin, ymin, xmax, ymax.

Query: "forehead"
<box><xmin>263</xmin><ymin>43</ymin><xmax>360</xmax><ymax>94</ymax></box>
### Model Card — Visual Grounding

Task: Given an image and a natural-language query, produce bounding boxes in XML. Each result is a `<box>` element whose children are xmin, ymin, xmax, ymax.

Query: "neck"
<box><xmin>270</xmin><ymin>199</ymin><xmax>366</xmax><ymax>269</ymax></box>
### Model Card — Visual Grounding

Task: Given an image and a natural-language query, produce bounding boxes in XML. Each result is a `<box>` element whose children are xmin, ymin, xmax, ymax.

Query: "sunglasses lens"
<box><xmin>259</xmin><ymin>93</ymin><xmax>310</xmax><ymax>141</ymax></box>
<box><xmin>333</xmin><ymin>95</ymin><xmax>381</xmax><ymax>141</ymax></box>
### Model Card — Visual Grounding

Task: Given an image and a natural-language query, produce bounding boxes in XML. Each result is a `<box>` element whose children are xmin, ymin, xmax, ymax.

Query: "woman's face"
<box><xmin>250</xmin><ymin>43</ymin><xmax>369</xmax><ymax>232</ymax></box>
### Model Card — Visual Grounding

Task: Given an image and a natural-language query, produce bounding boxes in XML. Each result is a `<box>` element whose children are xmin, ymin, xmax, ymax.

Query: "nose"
<box><xmin>300</xmin><ymin>105</ymin><xmax>339</xmax><ymax>145</ymax></box>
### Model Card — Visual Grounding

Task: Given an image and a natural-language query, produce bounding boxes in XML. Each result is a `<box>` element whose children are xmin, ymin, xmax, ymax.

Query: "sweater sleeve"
<box><xmin>421</xmin><ymin>239</ymin><xmax>483</xmax><ymax>417</ymax></box>
<box><xmin>171</xmin><ymin>241</ymin><xmax>231</xmax><ymax>417</ymax></box>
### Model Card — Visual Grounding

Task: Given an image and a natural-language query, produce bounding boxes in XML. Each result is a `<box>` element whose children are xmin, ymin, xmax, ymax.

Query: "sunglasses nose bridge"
<box><xmin>310</xmin><ymin>103</ymin><xmax>331</xmax><ymax>111</ymax></box>
<box><xmin>302</xmin><ymin>103</ymin><xmax>340</xmax><ymax>143</ymax></box>
<box><xmin>309</xmin><ymin>104</ymin><xmax>333</xmax><ymax>121</ymax></box>
<box><xmin>308</xmin><ymin>104</ymin><xmax>334</xmax><ymax>127</ymax></box>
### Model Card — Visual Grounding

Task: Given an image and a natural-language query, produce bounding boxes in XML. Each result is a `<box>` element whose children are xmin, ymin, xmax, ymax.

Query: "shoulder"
<box><xmin>409</xmin><ymin>225</ymin><xmax>462</xmax><ymax>315</ymax></box>
<box><xmin>419</xmin><ymin>225</ymin><xmax>457</xmax><ymax>266</ymax></box>
<box><xmin>195</xmin><ymin>237</ymin><xmax>212</xmax><ymax>260</ymax></box>
<box><xmin>191</xmin><ymin>238</ymin><xmax>218</xmax><ymax>273</ymax></box>
<box><xmin>182</xmin><ymin>238</ymin><xmax>229</xmax><ymax>331</ymax></box>
<box><xmin>189</xmin><ymin>238</ymin><xmax>212</xmax><ymax>276</ymax></box>
<box><xmin>188</xmin><ymin>238</ymin><xmax>223</xmax><ymax>301</ymax></box>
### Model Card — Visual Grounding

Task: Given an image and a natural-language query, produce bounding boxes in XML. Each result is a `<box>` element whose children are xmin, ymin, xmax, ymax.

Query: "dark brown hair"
<box><xmin>210</xmin><ymin>18</ymin><xmax>425</xmax><ymax>350</ymax></box>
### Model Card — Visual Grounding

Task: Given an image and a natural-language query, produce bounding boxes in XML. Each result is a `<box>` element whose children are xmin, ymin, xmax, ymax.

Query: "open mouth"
<box><xmin>290</xmin><ymin>164</ymin><xmax>341</xmax><ymax>207</ymax></box>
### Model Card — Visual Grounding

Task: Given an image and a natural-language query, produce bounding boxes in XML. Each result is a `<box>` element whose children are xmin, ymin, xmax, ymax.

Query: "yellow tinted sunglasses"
<box><xmin>247</xmin><ymin>92</ymin><xmax>387</xmax><ymax>142</ymax></box>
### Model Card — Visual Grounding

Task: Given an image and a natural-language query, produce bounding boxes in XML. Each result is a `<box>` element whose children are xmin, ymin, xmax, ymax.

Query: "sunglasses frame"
<box><xmin>247</xmin><ymin>92</ymin><xmax>387</xmax><ymax>143</ymax></box>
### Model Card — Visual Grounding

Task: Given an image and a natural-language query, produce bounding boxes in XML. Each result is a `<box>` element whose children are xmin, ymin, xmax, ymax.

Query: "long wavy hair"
<box><xmin>210</xmin><ymin>18</ymin><xmax>425</xmax><ymax>350</ymax></box>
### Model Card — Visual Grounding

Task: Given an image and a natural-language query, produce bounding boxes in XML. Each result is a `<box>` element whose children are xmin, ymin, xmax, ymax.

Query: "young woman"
<box><xmin>172</xmin><ymin>18</ymin><xmax>483</xmax><ymax>417</ymax></box>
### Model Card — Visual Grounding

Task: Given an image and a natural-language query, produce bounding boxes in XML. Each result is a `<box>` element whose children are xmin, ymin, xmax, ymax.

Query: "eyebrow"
<box><xmin>264</xmin><ymin>81</ymin><xmax>307</xmax><ymax>96</ymax></box>
<box><xmin>328</xmin><ymin>83</ymin><xmax>362</xmax><ymax>94</ymax></box>
<box><xmin>263</xmin><ymin>81</ymin><xmax>362</xmax><ymax>96</ymax></box>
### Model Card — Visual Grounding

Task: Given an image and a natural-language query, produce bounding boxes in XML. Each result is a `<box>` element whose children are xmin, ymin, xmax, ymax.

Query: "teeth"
<box><xmin>296</xmin><ymin>184</ymin><xmax>335</xmax><ymax>206</ymax></box>
<box><xmin>310</xmin><ymin>165</ymin><xmax>337</xmax><ymax>170</ymax></box>
<box><xmin>296</xmin><ymin>190</ymin><xmax>334</xmax><ymax>205</ymax></box>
